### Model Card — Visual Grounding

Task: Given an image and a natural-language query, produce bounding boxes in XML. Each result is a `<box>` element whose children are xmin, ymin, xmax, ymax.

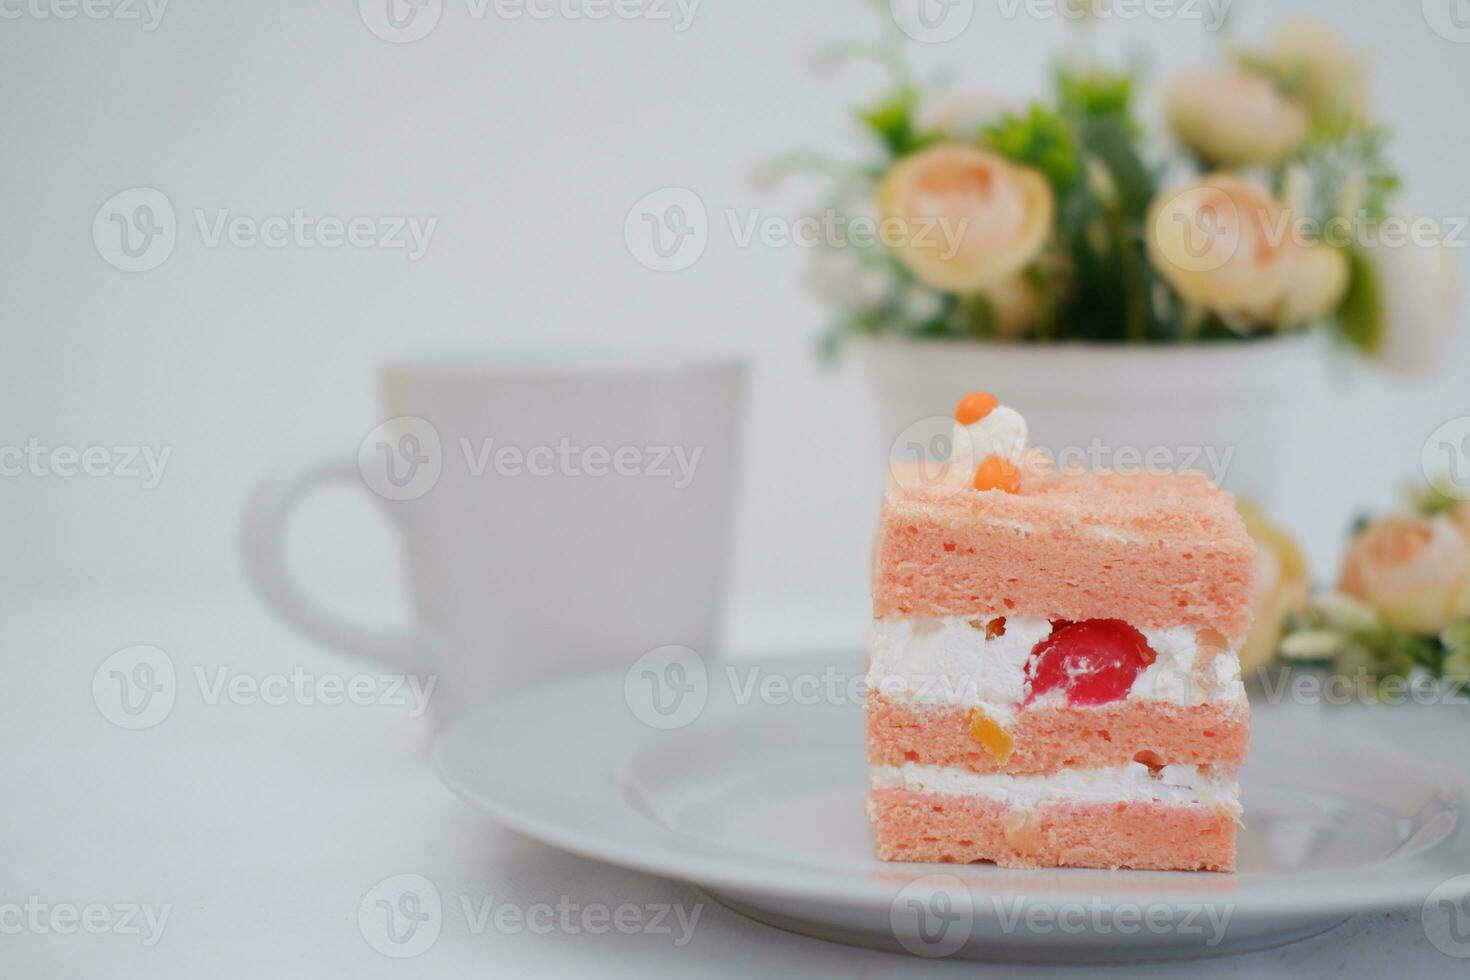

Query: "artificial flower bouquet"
<box><xmin>1274</xmin><ymin>487</ymin><xmax>1470</xmax><ymax>696</ymax></box>
<box><xmin>805</xmin><ymin>18</ymin><xmax>1461</xmax><ymax>372</ymax></box>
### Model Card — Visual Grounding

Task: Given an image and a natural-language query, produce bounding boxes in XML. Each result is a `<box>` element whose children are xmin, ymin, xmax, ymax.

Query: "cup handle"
<box><xmin>241</xmin><ymin>454</ymin><xmax>430</xmax><ymax>677</ymax></box>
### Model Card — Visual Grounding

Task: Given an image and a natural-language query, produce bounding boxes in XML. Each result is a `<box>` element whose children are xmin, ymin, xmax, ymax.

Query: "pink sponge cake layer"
<box><xmin>874</xmin><ymin>465</ymin><xmax>1255</xmax><ymax>646</ymax></box>
<box><xmin>867</xmin><ymin>693</ymin><xmax>1249</xmax><ymax>776</ymax></box>
<box><xmin>869</xmin><ymin>790</ymin><xmax>1237</xmax><ymax>871</ymax></box>
<box><xmin>866</xmin><ymin>431</ymin><xmax>1254</xmax><ymax>874</ymax></box>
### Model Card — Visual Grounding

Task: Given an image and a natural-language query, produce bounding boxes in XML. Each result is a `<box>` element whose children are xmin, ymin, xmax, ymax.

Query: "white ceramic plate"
<box><xmin>433</xmin><ymin>651</ymin><xmax>1470</xmax><ymax>962</ymax></box>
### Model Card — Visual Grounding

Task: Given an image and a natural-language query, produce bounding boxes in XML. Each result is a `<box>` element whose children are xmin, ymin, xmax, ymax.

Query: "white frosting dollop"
<box><xmin>951</xmin><ymin>403</ymin><xmax>1028</xmax><ymax>467</ymax></box>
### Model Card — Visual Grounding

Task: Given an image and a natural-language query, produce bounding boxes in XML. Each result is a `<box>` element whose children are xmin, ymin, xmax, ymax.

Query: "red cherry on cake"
<box><xmin>1023</xmin><ymin>619</ymin><xmax>1157</xmax><ymax>706</ymax></box>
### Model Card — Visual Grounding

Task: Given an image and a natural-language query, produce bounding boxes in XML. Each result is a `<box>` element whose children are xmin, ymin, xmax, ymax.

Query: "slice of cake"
<box><xmin>865</xmin><ymin>393</ymin><xmax>1254</xmax><ymax>872</ymax></box>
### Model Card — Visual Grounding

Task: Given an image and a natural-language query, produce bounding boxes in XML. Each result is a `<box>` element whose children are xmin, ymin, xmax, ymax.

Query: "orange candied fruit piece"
<box><xmin>968</xmin><ymin>708</ymin><xmax>1014</xmax><ymax>764</ymax></box>
<box><xmin>954</xmin><ymin>391</ymin><xmax>999</xmax><ymax>426</ymax></box>
<box><xmin>973</xmin><ymin>454</ymin><xmax>1021</xmax><ymax>494</ymax></box>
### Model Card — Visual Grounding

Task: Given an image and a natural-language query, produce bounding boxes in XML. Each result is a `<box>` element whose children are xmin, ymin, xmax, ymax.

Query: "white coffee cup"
<box><xmin>242</xmin><ymin>350</ymin><xmax>746</xmax><ymax>725</ymax></box>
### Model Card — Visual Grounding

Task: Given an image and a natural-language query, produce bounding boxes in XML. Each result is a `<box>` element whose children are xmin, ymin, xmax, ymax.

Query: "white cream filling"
<box><xmin>866</xmin><ymin>615</ymin><xmax>1244</xmax><ymax>723</ymax></box>
<box><xmin>871</xmin><ymin>762</ymin><xmax>1241</xmax><ymax>810</ymax></box>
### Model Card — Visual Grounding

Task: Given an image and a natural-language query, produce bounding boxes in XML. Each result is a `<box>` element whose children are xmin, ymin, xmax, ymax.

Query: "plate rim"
<box><xmin>433</xmin><ymin>654</ymin><xmax>1470</xmax><ymax>917</ymax></box>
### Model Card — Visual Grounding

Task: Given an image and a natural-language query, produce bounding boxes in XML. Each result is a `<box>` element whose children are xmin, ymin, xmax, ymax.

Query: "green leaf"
<box><xmin>1333</xmin><ymin>641</ymin><xmax>1378</xmax><ymax>678</ymax></box>
<box><xmin>1391</xmin><ymin>631</ymin><xmax>1443</xmax><ymax>674</ymax></box>
<box><xmin>946</xmin><ymin>293</ymin><xmax>1004</xmax><ymax>340</ymax></box>
<box><xmin>858</xmin><ymin>87</ymin><xmax>940</xmax><ymax>159</ymax></box>
<box><xmin>1334</xmin><ymin>247</ymin><xmax>1384</xmax><ymax>355</ymax></box>
<box><xmin>1056</xmin><ymin>67</ymin><xmax>1135</xmax><ymax>128</ymax></box>
<box><xmin>1076</xmin><ymin>115</ymin><xmax>1155</xmax><ymax>222</ymax></box>
<box><xmin>1285</xmin><ymin>127</ymin><xmax>1402</xmax><ymax>226</ymax></box>
<box><xmin>983</xmin><ymin>105</ymin><xmax>1081</xmax><ymax>191</ymax></box>
<box><xmin>1236</xmin><ymin>51</ymin><xmax>1309</xmax><ymax>102</ymax></box>
<box><xmin>1409</xmin><ymin>480</ymin><xmax>1461</xmax><ymax>518</ymax></box>
<box><xmin>1443</xmin><ymin>621</ymin><xmax>1470</xmax><ymax>658</ymax></box>
<box><xmin>1443</xmin><ymin>648</ymin><xmax>1470</xmax><ymax>688</ymax></box>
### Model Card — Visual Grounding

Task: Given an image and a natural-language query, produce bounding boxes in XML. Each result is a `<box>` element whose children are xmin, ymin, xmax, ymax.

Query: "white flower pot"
<box><xmin>852</xmin><ymin>333</ymin><xmax>1324</xmax><ymax>507</ymax></box>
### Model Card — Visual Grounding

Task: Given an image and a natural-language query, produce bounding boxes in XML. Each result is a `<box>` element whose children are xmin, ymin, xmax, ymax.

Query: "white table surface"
<box><xmin>3</xmin><ymin>588</ymin><xmax>1463</xmax><ymax>978</ymax></box>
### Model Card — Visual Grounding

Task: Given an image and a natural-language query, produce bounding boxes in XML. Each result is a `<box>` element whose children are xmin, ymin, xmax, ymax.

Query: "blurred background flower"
<box><xmin>799</xmin><ymin>8</ymin><xmax>1464</xmax><ymax>519</ymax></box>
<box><xmin>1277</xmin><ymin>243</ymin><xmax>1351</xmax><ymax>327</ymax></box>
<box><xmin>875</xmin><ymin>145</ymin><xmax>1054</xmax><ymax>293</ymax></box>
<box><xmin>1260</xmin><ymin>21</ymin><xmax>1370</xmax><ymax>127</ymax></box>
<box><xmin>1274</xmin><ymin>486</ymin><xmax>1470</xmax><ymax>693</ymax></box>
<box><xmin>1146</xmin><ymin>175</ymin><xmax>1296</xmax><ymax>323</ymax></box>
<box><xmin>805</xmin><ymin>14</ymin><xmax>1458</xmax><ymax>368</ymax></box>
<box><xmin>1165</xmin><ymin>70</ymin><xmax>1308</xmax><ymax>167</ymax></box>
<box><xmin>1237</xmin><ymin>501</ymin><xmax>1312</xmax><ymax>674</ymax></box>
<box><xmin>1339</xmin><ymin>510</ymin><xmax>1470</xmax><ymax>635</ymax></box>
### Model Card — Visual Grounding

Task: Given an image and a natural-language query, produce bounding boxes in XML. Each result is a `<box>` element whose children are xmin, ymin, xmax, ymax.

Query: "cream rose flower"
<box><xmin>876</xmin><ymin>145</ymin><xmax>1054</xmax><ymax>293</ymax></box>
<box><xmin>985</xmin><ymin>274</ymin><xmax>1043</xmax><ymax>338</ymax></box>
<box><xmin>1338</xmin><ymin>514</ymin><xmax>1470</xmax><ymax>635</ymax></box>
<box><xmin>1166</xmin><ymin>70</ymin><xmax>1310</xmax><ymax>168</ymax></box>
<box><xmin>1277</xmin><ymin>244</ymin><xmax>1350</xmax><ymax>326</ymax></box>
<box><xmin>1147</xmin><ymin>175</ymin><xmax>1294</xmax><ymax>322</ymax></box>
<box><xmin>1454</xmin><ymin>502</ymin><xmax>1470</xmax><ymax>540</ymax></box>
<box><xmin>1267</xmin><ymin>21</ymin><xmax>1368</xmax><ymax>126</ymax></box>
<box><xmin>1237</xmin><ymin>501</ymin><xmax>1311</xmax><ymax>674</ymax></box>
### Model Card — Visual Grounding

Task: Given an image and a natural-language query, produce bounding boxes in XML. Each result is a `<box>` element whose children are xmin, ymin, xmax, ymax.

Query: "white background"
<box><xmin>3</xmin><ymin>2</ymin><xmax>1470</xmax><ymax>975</ymax></box>
<box><xmin>3</xmin><ymin>0</ymin><xmax>1468</xmax><ymax>628</ymax></box>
